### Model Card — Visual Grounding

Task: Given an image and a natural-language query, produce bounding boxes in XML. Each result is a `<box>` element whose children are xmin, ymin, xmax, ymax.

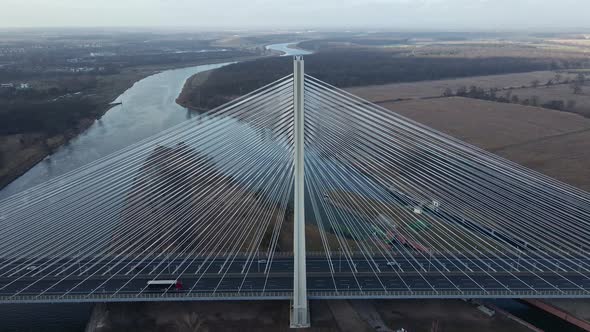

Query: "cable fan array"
<box><xmin>0</xmin><ymin>76</ymin><xmax>296</xmax><ymax>299</ymax></box>
<box><xmin>0</xmin><ymin>72</ymin><xmax>590</xmax><ymax>302</ymax></box>
<box><xmin>303</xmin><ymin>75</ymin><xmax>590</xmax><ymax>296</ymax></box>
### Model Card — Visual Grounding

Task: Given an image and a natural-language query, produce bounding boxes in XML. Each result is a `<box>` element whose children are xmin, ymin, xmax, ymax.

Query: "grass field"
<box><xmin>374</xmin><ymin>97</ymin><xmax>590</xmax><ymax>191</ymax></box>
<box><xmin>494</xmin><ymin>129</ymin><xmax>590</xmax><ymax>191</ymax></box>
<box><xmin>345</xmin><ymin>71</ymin><xmax>578</xmax><ymax>102</ymax></box>
<box><xmin>403</xmin><ymin>40</ymin><xmax>590</xmax><ymax>59</ymax></box>
<box><xmin>381</xmin><ymin>97</ymin><xmax>590</xmax><ymax>150</ymax></box>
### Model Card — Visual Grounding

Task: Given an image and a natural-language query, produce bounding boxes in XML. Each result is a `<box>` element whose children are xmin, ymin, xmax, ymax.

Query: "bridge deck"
<box><xmin>2</xmin><ymin>254</ymin><xmax>590</xmax><ymax>303</ymax></box>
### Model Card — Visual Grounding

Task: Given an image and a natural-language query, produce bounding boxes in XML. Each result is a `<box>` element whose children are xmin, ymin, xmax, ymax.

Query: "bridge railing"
<box><xmin>308</xmin><ymin>289</ymin><xmax>590</xmax><ymax>298</ymax></box>
<box><xmin>2</xmin><ymin>288</ymin><xmax>590</xmax><ymax>303</ymax></box>
<box><xmin>0</xmin><ymin>291</ymin><xmax>293</xmax><ymax>302</ymax></box>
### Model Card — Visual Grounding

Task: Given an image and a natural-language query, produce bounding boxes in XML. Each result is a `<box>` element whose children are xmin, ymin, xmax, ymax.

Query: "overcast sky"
<box><xmin>1</xmin><ymin>0</ymin><xmax>589</xmax><ymax>30</ymax></box>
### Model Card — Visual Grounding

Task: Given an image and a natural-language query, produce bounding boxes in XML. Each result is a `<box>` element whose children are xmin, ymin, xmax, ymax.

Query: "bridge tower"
<box><xmin>291</xmin><ymin>56</ymin><xmax>310</xmax><ymax>328</ymax></box>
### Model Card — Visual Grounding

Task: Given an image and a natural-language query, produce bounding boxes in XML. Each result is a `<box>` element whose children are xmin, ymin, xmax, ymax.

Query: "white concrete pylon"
<box><xmin>290</xmin><ymin>55</ymin><xmax>310</xmax><ymax>328</ymax></box>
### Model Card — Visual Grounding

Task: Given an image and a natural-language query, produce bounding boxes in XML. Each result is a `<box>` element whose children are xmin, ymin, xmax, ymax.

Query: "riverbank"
<box><xmin>0</xmin><ymin>54</ymin><xmax>262</xmax><ymax>193</ymax></box>
<box><xmin>0</xmin><ymin>103</ymin><xmax>114</xmax><ymax>190</ymax></box>
<box><xmin>175</xmin><ymin>44</ymin><xmax>304</xmax><ymax>111</ymax></box>
<box><xmin>175</xmin><ymin>68</ymin><xmax>216</xmax><ymax>112</ymax></box>
<box><xmin>265</xmin><ymin>42</ymin><xmax>312</xmax><ymax>56</ymax></box>
<box><xmin>175</xmin><ymin>42</ymin><xmax>311</xmax><ymax>112</ymax></box>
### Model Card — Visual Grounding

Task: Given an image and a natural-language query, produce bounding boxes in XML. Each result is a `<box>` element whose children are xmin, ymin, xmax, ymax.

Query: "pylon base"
<box><xmin>290</xmin><ymin>300</ymin><xmax>310</xmax><ymax>328</ymax></box>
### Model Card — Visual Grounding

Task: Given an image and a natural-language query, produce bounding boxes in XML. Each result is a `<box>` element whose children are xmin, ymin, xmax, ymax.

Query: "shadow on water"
<box><xmin>490</xmin><ymin>299</ymin><xmax>585</xmax><ymax>332</ymax></box>
<box><xmin>0</xmin><ymin>303</ymin><xmax>94</xmax><ymax>332</ymax></box>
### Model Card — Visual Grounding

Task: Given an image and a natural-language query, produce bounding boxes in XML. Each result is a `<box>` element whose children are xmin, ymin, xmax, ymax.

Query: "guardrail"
<box><xmin>0</xmin><ymin>291</ymin><xmax>293</xmax><ymax>303</ymax></box>
<box><xmin>2</xmin><ymin>289</ymin><xmax>590</xmax><ymax>304</ymax></box>
<box><xmin>308</xmin><ymin>289</ymin><xmax>590</xmax><ymax>299</ymax></box>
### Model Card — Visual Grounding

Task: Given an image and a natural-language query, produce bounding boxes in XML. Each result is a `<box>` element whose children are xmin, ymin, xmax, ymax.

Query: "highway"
<box><xmin>1</xmin><ymin>254</ymin><xmax>590</xmax><ymax>302</ymax></box>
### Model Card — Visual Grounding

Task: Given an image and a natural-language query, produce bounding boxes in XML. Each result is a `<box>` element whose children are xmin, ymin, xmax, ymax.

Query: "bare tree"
<box><xmin>443</xmin><ymin>87</ymin><xmax>454</xmax><ymax>97</ymax></box>
<box><xmin>531</xmin><ymin>79</ymin><xmax>541</xmax><ymax>88</ymax></box>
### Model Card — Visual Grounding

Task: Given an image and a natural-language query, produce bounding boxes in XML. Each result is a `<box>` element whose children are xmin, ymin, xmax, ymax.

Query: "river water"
<box><xmin>0</xmin><ymin>43</ymin><xmax>309</xmax><ymax>332</ymax></box>
<box><xmin>265</xmin><ymin>42</ymin><xmax>312</xmax><ymax>56</ymax></box>
<box><xmin>0</xmin><ymin>43</ymin><xmax>310</xmax><ymax>201</ymax></box>
<box><xmin>0</xmin><ymin>62</ymin><xmax>228</xmax><ymax>200</ymax></box>
<box><xmin>0</xmin><ymin>43</ymin><xmax>580</xmax><ymax>331</ymax></box>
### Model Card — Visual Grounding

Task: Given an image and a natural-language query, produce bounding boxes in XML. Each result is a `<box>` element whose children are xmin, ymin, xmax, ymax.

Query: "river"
<box><xmin>265</xmin><ymin>42</ymin><xmax>312</xmax><ymax>56</ymax></box>
<box><xmin>0</xmin><ymin>62</ymin><xmax>226</xmax><ymax>200</ymax></box>
<box><xmin>0</xmin><ymin>42</ymin><xmax>308</xmax><ymax>332</ymax></box>
<box><xmin>0</xmin><ymin>43</ymin><xmax>310</xmax><ymax>201</ymax></box>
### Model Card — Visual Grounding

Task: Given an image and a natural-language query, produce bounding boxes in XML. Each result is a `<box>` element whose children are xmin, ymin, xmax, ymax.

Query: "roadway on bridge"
<box><xmin>2</xmin><ymin>255</ymin><xmax>589</xmax><ymax>301</ymax></box>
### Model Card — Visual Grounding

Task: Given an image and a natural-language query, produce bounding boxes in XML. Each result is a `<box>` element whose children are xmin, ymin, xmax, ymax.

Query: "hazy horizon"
<box><xmin>1</xmin><ymin>0</ymin><xmax>590</xmax><ymax>31</ymax></box>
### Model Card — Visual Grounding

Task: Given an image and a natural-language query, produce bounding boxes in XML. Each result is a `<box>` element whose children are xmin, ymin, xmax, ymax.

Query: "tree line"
<box><xmin>0</xmin><ymin>98</ymin><xmax>102</xmax><ymax>136</ymax></box>
<box><xmin>187</xmin><ymin>49</ymin><xmax>590</xmax><ymax>111</ymax></box>
<box><xmin>443</xmin><ymin>72</ymin><xmax>587</xmax><ymax>113</ymax></box>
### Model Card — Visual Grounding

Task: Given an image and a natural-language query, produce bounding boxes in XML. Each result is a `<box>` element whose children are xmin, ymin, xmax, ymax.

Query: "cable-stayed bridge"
<box><xmin>1</xmin><ymin>57</ymin><xmax>590</xmax><ymax>327</ymax></box>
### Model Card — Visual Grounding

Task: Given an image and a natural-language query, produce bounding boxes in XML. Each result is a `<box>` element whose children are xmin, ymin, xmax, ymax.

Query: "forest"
<box><xmin>187</xmin><ymin>48</ymin><xmax>590</xmax><ymax>110</ymax></box>
<box><xmin>0</xmin><ymin>98</ymin><xmax>102</xmax><ymax>135</ymax></box>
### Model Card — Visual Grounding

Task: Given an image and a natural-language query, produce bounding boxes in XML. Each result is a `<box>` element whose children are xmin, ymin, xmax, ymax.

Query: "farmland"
<box><xmin>496</xmin><ymin>83</ymin><xmax>590</xmax><ymax>117</ymax></box>
<box><xmin>374</xmin><ymin>97</ymin><xmax>590</xmax><ymax>191</ymax></box>
<box><xmin>345</xmin><ymin>71</ymin><xmax>579</xmax><ymax>102</ymax></box>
